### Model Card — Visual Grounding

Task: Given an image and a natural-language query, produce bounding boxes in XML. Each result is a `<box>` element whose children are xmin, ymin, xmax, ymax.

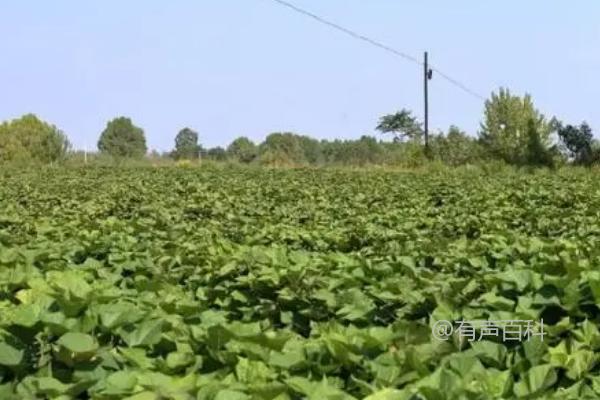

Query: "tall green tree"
<box><xmin>479</xmin><ymin>88</ymin><xmax>550</xmax><ymax>163</ymax></box>
<box><xmin>98</xmin><ymin>117</ymin><xmax>147</xmax><ymax>158</ymax></box>
<box><xmin>0</xmin><ymin>114</ymin><xmax>70</xmax><ymax>163</ymax></box>
<box><xmin>376</xmin><ymin>109</ymin><xmax>423</xmax><ymax>142</ymax></box>
<box><xmin>172</xmin><ymin>128</ymin><xmax>200</xmax><ymax>160</ymax></box>
<box><xmin>227</xmin><ymin>137</ymin><xmax>258</xmax><ymax>163</ymax></box>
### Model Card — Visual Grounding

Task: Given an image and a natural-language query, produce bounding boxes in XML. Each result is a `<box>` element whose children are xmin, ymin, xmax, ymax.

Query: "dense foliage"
<box><xmin>98</xmin><ymin>118</ymin><xmax>147</xmax><ymax>159</ymax></box>
<box><xmin>0</xmin><ymin>114</ymin><xmax>70</xmax><ymax>163</ymax></box>
<box><xmin>556</xmin><ymin>122</ymin><xmax>597</xmax><ymax>166</ymax></box>
<box><xmin>217</xmin><ymin>132</ymin><xmax>482</xmax><ymax>168</ymax></box>
<box><xmin>479</xmin><ymin>88</ymin><xmax>551</xmax><ymax>164</ymax></box>
<box><xmin>376</xmin><ymin>110</ymin><xmax>423</xmax><ymax>142</ymax></box>
<box><xmin>172</xmin><ymin>129</ymin><xmax>200</xmax><ymax>161</ymax></box>
<box><xmin>1</xmin><ymin>166</ymin><xmax>600</xmax><ymax>399</ymax></box>
<box><xmin>227</xmin><ymin>137</ymin><xmax>258</xmax><ymax>164</ymax></box>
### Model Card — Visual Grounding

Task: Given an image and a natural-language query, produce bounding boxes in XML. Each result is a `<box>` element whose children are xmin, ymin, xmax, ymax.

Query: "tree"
<box><xmin>430</xmin><ymin>126</ymin><xmax>482</xmax><ymax>166</ymax></box>
<box><xmin>479</xmin><ymin>88</ymin><xmax>551</xmax><ymax>163</ymax></box>
<box><xmin>259</xmin><ymin>133</ymin><xmax>306</xmax><ymax>165</ymax></box>
<box><xmin>172</xmin><ymin>128</ymin><xmax>200</xmax><ymax>160</ymax></box>
<box><xmin>376</xmin><ymin>109</ymin><xmax>423</xmax><ymax>142</ymax></box>
<box><xmin>0</xmin><ymin>114</ymin><xmax>70</xmax><ymax>163</ymax></box>
<box><xmin>524</xmin><ymin>119</ymin><xmax>554</xmax><ymax>167</ymax></box>
<box><xmin>206</xmin><ymin>147</ymin><xmax>227</xmax><ymax>161</ymax></box>
<box><xmin>381</xmin><ymin>140</ymin><xmax>428</xmax><ymax>167</ymax></box>
<box><xmin>227</xmin><ymin>137</ymin><xmax>258</xmax><ymax>163</ymax></box>
<box><xmin>318</xmin><ymin>136</ymin><xmax>386</xmax><ymax>165</ymax></box>
<box><xmin>98</xmin><ymin>117</ymin><xmax>147</xmax><ymax>158</ymax></box>
<box><xmin>557</xmin><ymin>122</ymin><xmax>594</xmax><ymax>165</ymax></box>
<box><xmin>297</xmin><ymin>135</ymin><xmax>323</xmax><ymax>164</ymax></box>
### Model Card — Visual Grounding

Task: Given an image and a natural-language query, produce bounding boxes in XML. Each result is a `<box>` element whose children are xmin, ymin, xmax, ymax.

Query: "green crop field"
<box><xmin>1</xmin><ymin>166</ymin><xmax>600</xmax><ymax>399</ymax></box>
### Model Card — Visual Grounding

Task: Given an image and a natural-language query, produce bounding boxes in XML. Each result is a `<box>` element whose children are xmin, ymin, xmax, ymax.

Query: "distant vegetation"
<box><xmin>1</xmin><ymin>87</ymin><xmax>599</xmax><ymax>168</ymax></box>
<box><xmin>0</xmin><ymin>114</ymin><xmax>70</xmax><ymax>164</ymax></box>
<box><xmin>98</xmin><ymin>117</ymin><xmax>147</xmax><ymax>159</ymax></box>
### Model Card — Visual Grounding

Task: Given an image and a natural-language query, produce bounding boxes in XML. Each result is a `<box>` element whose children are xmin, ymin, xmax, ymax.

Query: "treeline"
<box><xmin>1</xmin><ymin>88</ymin><xmax>598</xmax><ymax>168</ymax></box>
<box><xmin>207</xmin><ymin>131</ymin><xmax>481</xmax><ymax>167</ymax></box>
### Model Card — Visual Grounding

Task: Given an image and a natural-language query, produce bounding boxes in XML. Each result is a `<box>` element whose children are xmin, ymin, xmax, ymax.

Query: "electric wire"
<box><xmin>269</xmin><ymin>0</ymin><xmax>487</xmax><ymax>101</ymax></box>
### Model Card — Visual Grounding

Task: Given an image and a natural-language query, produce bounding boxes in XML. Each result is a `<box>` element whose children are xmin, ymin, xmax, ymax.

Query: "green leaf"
<box><xmin>8</xmin><ymin>304</ymin><xmax>41</xmax><ymax>327</ymax></box>
<box><xmin>56</xmin><ymin>332</ymin><xmax>99</xmax><ymax>366</ymax></box>
<box><xmin>470</xmin><ymin>341</ymin><xmax>506</xmax><ymax>368</ymax></box>
<box><xmin>120</xmin><ymin>319</ymin><xmax>164</xmax><ymax>347</ymax></box>
<box><xmin>235</xmin><ymin>358</ymin><xmax>276</xmax><ymax>384</ymax></box>
<box><xmin>99</xmin><ymin>370</ymin><xmax>138</xmax><ymax>396</ymax></box>
<box><xmin>98</xmin><ymin>302</ymin><xmax>143</xmax><ymax>330</ymax></box>
<box><xmin>57</xmin><ymin>332</ymin><xmax>98</xmax><ymax>354</ymax></box>
<box><xmin>119</xmin><ymin>347</ymin><xmax>156</xmax><ymax>370</ymax></box>
<box><xmin>523</xmin><ymin>337</ymin><xmax>547</xmax><ymax>367</ymax></box>
<box><xmin>565</xmin><ymin>349</ymin><xmax>597</xmax><ymax>380</ymax></box>
<box><xmin>123</xmin><ymin>391</ymin><xmax>159</xmax><ymax>400</ymax></box>
<box><xmin>165</xmin><ymin>350</ymin><xmax>195</xmax><ymax>371</ymax></box>
<box><xmin>513</xmin><ymin>364</ymin><xmax>557</xmax><ymax>397</ymax></box>
<box><xmin>269</xmin><ymin>349</ymin><xmax>306</xmax><ymax>370</ymax></box>
<box><xmin>364</xmin><ymin>388</ymin><xmax>407</xmax><ymax>400</ymax></box>
<box><xmin>0</xmin><ymin>342</ymin><xmax>23</xmax><ymax>367</ymax></box>
<box><xmin>214</xmin><ymin>389</ymin><xmax>250</xmax><ymax>400</ymax></box>
<box><xmin>477</xmin><ymin>292</ymin><xmax>514</xmax><ymax>311</ymax></box>
<box><xmin>482</xmin><ymin>369</ymin><xmax>512</xmax><ymax>398</ymax></box>
<box><xmin>286</xmin><ymin>377</ymin><xmax>356</xmax><ymax>399</ymax></box>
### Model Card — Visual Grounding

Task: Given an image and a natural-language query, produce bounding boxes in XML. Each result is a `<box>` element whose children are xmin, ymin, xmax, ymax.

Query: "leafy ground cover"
<box><xmin>1</xmin><ymin>166</ymin><xmax>600</xmax><ymax>399</ymax></box>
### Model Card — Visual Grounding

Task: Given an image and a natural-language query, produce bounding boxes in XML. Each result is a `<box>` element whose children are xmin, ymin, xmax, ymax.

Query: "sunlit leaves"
<box><xmin>0</xmin><ymin>166</ymin><xmax>600</xmax><ymax>398</ymax></box>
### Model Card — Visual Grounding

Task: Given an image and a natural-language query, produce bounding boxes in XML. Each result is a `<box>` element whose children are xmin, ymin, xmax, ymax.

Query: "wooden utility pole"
<box><xmin>424</xmin><ymin>52</ymin><xmax>433</xmax><ymax>156</ymax></box>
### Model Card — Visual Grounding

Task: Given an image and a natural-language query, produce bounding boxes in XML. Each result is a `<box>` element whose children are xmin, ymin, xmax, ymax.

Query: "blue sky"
<box><xmin>1</xmin><ymin>1</ymin><xmax>598</xmax><ymax>151</ymax></box>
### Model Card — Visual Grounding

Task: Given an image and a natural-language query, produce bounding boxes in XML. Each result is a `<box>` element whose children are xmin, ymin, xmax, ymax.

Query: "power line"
<box><xmin>269</xmin><ymin>0</ymin><xmax>421</xmax><ymax>66</ymax></box>
<box><xmin>430</xmin><ymin>68</ymin><xmax>486</xmax><ymax>101</ymax></box>
<box><xmin>268</xmin><ymin>0</ymin><xmax>486</xmax><ymax>101</ymax></box>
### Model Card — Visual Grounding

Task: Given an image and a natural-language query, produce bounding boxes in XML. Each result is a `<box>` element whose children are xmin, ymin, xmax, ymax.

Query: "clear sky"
<box><xmin>1</xmin><ymin>1</ymin><xmax>598</xmax><ymax>152</ymax></box>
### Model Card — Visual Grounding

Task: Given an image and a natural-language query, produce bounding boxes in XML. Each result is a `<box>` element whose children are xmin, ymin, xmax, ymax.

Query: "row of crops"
<box><xmin>1</xmin><ymin>166</ymin><xmax>600</xmax><ymax>399</ymax></box>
